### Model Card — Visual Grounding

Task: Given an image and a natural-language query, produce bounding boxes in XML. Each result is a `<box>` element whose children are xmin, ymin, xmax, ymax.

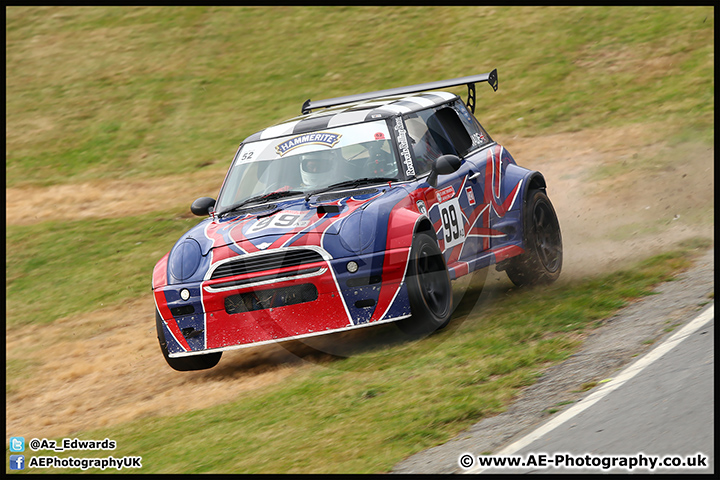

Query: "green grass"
<box><xmin>17</xmin><ymin>243</ymin><xmax>709</xmax><ymax>474</ymax></box>
<box><xmin>6</xmin><ymin>6</ymin><xmax>714</xmax><ymax>188</ymax></box>
<box><xmin>5</xmin><ymin>210</ymin><xmax>202</xmax><ymax>327</ymax></box>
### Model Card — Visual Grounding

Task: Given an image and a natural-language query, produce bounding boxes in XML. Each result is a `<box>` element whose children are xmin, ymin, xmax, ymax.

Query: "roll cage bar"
<box><xmin>301</xmin><ymin>69</ymin><xmax>498</xmax><ymax>115</ymax></box>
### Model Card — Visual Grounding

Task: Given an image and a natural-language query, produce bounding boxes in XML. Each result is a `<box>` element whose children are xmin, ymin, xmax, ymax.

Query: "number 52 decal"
<box><xmin>438</xmin><ymin>197</ymin><xmax>465</xmax><ymax>250</ymax></box>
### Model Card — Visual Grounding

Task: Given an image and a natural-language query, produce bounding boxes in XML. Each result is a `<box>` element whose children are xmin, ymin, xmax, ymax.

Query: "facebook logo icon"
<box><xmin>10</xmin><ymin>455</ymin><xmax>25</xmax><ymax>470</ymax></box>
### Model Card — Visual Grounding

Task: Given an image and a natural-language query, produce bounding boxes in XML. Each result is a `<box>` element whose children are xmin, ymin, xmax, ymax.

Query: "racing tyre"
<box><xmin>397</xmin><ymin>232</ymin><xmax>453</xmax><ymax>335</ymax></box>
<box><xmin>156</xmin><ymin>311</ymin><xmax>222</xmax><ymax>371</ymax></box>
<box><xmin>506</xmin><ymin>189</ymin><xmax>563</xmax><ymax>286</ymax></box>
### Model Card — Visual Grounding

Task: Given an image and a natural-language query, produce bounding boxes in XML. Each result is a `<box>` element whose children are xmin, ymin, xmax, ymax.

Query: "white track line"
<box><xmin>464</xmin><ymin>304</ymin><xmax>714</xmax><ymax>474</ymax></box>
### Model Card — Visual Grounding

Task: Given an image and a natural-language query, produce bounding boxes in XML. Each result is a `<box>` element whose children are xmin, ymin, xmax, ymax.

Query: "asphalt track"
<box><xmin>393</xmin><ymin>247</ymin><xmax>714</xmax><ymax>475</ymax></box>
<box><xmin>466</xmin><ymin>305</ymin><xmax>714</xmax><ymax>474</ymax></box>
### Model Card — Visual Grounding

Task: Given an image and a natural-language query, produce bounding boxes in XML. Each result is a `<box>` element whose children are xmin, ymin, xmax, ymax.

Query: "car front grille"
<box><xmin>209</xmin><ymin>249</ymin><xmax>325</xmax><ymax>280</ymax></box>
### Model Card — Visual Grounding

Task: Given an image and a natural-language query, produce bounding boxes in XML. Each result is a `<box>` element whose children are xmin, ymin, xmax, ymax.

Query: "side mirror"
<box><xmin>191</xmin><ymin>197</ymin><xmax>216</xmax><ymax>216</ymax></box>
<box><xmin>427</xmin><ymin>154</ymin><xmax>461</xmax><ymax>187</ymax></box>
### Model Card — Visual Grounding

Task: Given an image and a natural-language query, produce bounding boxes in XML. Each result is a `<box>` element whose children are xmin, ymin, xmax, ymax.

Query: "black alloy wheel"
<box><xmin>397</xmin><ymin>232</ymin><xmax>453</xmax><ymax>335</ymax></box>
<box><xmin>506</xmin><ymin>189</ymin><xmax>563</xmax><ymax>286</ymax></box>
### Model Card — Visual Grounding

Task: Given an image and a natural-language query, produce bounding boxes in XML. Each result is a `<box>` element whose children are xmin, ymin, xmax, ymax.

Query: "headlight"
<box><xmin>169</xmin><ymin>238</ymin><xmax>202</xmax><ymax>282</ymax></box>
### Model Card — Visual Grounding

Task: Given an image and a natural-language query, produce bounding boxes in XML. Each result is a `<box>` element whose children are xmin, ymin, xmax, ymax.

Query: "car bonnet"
<box><xmin>190</xmin><ymin>187</ymin><xmax>395</xmax><ymax>257</ymax></box>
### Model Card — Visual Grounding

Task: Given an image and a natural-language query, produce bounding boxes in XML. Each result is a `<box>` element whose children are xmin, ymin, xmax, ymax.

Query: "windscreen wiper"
<box><xmin>218</xmin><ymin>190</ymin><xmax>304</xmax><ymax>217</ymax></box>
<box><xmin>304</xmin><ymin>177</ymin><xmax>398</xmax><ymax>202</ymax></box>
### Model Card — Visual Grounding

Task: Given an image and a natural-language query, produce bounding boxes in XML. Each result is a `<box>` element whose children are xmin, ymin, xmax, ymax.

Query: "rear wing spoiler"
<box><xmin>301</xmin><ymin>69</ymin><xmax>498</xmax><ymax>115</ymax></box>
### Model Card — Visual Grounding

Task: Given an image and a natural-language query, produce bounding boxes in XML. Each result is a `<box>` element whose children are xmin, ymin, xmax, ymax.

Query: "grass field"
<box><xmin>6</xmin><ymin>7</ymin><xmax>713</xmax><ymax>189</ymax></box>
<box><xmin>5</xmin><ymin>6</ymin><xmax>714</xmax><ymax>474</ymax></box>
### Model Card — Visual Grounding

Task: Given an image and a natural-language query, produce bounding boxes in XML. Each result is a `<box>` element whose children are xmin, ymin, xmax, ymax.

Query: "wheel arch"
<box><xmin>501</xmin><ymin>170</ymin><xmax>547</xmax><ymax>270</ymax></box>
<box><xmin>517</xmin><ymin>170</ymin><xmax>548</xmax><ymax>220</ymax></box>
<box><xmin>414</xmin><ymin>215</ymin><xmax>436</xmax><ymax>239</ymax></box>
<box><xmin>523</xmin><ymin>171</ymin><xmax>547</xmax><ymax>199</ymax></box>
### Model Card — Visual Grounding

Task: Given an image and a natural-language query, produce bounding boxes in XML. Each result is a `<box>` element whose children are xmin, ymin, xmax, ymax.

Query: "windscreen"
<box><xmin>216</xmin><ymin>120</ymin><xmax>400</xmax><ymax>212</ymax></box>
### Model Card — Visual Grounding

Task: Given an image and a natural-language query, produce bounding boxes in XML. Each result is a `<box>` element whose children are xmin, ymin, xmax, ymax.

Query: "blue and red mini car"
<box><xmin>152</xmin><ymin>70</ymin><xmax>563</xmax><ymax>371</ymax></box>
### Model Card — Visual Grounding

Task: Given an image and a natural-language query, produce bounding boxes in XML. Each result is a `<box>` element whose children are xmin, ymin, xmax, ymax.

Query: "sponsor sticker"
<box><xmin>275</xmin><ymin>132</ymin><xmax>342</xmax><ymax>156</ymax></box>
<box><xmin>416</xmin><ymin>200</ymin><xmax>427</xmax><ymax>215</ymax></box>
<box><xmin>471</xmin><ymin>132</ymin><xmax>486</xmax><ymax>146</ymax></box>
<box><xmin>466</xmin><ymin>186</ymin><xmax>476</xmax><ymax>205</ymax></box>
<box><xmin>436</xmin><ymin>185</ymin><xmax>455</xmax><ymax>203</ymax></box>
<box><xmin>393</xmin><ymin>117</ymin><xmax>416</xmax><ymax>177</ymax></box>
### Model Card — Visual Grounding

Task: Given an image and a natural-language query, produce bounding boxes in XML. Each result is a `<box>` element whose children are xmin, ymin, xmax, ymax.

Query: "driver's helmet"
<box><xmin>300</xmin><ymin>151</ymin><xmax>334</xmax><ymax>187</ymax></box>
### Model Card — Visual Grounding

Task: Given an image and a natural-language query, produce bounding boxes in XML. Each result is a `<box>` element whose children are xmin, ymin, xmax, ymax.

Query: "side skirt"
<box><xmin>447</xmin><ymin>244</ymin><xmax>524</xmax><ymax>280</ymax></box>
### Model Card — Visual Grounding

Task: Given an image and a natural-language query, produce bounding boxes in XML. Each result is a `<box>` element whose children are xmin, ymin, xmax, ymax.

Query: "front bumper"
<box><xmin>154</xmin><ymin>246</ymin><xmax>413</xmax><ymax>357</ymax></box>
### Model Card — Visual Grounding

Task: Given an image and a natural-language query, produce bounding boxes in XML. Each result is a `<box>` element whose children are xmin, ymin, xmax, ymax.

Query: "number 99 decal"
<box><xmin>247</xmin><ymin>212</ymin><xmax>308</xmax><ymax>234</ymax></box>
<box><xmin>438</xmin><ymin>197</ymin><xmax>465</xmax><ymax>250</ymax></box>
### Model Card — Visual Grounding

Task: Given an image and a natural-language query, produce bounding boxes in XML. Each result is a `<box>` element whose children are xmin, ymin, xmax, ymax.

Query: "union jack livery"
<box><xmin>152</xmin><ymin>70</ymin><xmax>563</xmax><ymax>370</ymax></box>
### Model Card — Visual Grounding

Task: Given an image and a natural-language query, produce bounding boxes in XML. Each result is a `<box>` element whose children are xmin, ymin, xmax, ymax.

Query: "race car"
<box><xmin>152</xmin><ymin>69</ymin><xmax>563</xmax><ymax>371</ymax></box>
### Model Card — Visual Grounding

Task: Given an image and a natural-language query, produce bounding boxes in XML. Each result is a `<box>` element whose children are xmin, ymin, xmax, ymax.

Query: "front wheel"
<box><xmin>506</xmin><ymin>189</ymin><xmax>563</xmax><ymax>286</ymax></box>
<box><xmin>156</xmin><ymin>311</ymin><xmax>222</xmax><ymax>371</ymax></box>
<box><xmin>397</xmin><ymin>232</ymin><xmax>453</xmax><ymax>335</ymax></box>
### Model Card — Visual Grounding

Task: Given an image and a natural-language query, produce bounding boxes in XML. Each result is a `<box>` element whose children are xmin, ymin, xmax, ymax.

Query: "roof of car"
<box><xmin>242</xmin><ymin>90</ymin><xmax>461</xmax><ymax>144</ymax></box>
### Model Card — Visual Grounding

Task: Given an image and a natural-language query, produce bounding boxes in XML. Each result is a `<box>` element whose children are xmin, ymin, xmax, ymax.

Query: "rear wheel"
<box><xmin>397</xmin><ymin>232</ymin><xmax>453</xmax><ymax>335</ymax></box>
<box><xmin>156</xmin><ymin>311</ymin><xmax>222</xmax><ymax>371</ymax></box>
<box><xmin>506</xmin><ymin>189</ymin><xmax>562</xmax><ymax>286</ymax></box>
